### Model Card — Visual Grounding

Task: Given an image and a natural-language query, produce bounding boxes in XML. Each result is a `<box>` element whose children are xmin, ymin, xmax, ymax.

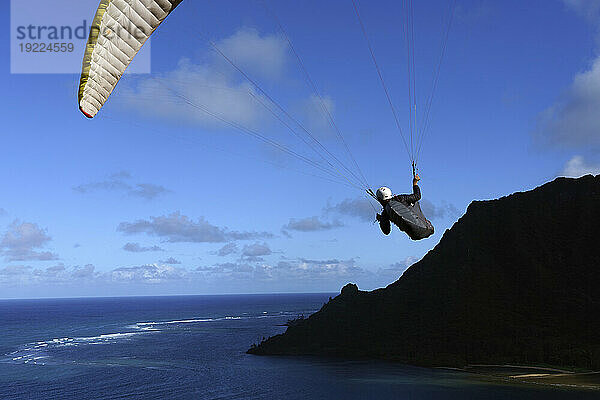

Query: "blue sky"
<box><xmin>1</xmin><ymin>0</ymin><xmax>599</xmax><ymax>298</ymax></box>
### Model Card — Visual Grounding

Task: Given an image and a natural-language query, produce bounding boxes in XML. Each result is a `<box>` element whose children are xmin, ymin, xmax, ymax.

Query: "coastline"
<box><xmin>447</xmin><ymin>365</ymin><xmax>600</xmax><ymax>391</ymax></box>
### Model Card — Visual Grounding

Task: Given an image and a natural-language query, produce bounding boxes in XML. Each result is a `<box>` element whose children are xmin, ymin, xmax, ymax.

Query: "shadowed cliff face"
<box><xmin>248</xmin><ymin>175</ymin><xmax>600</xmax><ymax>369</ymax></box>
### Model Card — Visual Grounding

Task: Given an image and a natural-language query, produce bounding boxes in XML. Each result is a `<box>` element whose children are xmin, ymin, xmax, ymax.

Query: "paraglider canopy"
<box><xmin>78</xmin><ymin>0</ymin><xmax>183</xmax><ymax>118</ymax></box>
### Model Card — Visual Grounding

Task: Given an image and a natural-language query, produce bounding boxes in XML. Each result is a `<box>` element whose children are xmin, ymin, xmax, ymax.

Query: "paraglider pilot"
<box><xmin>375</xmin><ymin>174</ymin><xmax>422</xmax><ymax>236</ymax></box>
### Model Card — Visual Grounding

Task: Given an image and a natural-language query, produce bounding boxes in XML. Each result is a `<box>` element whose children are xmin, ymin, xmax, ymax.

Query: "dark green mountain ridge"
<box><xmin>249</xmin><ymin>175</ymin><xmax>600</xmax><ymax>370</ymax></box>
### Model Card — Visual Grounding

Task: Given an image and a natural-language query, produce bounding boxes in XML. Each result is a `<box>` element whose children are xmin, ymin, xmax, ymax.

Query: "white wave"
<box><xmin>131</xmin><ymin>310</ymin><xmax>317</xmax><ymax>329</ymax></box>
<box><xmin>132</xmin><ymin>315</ymin><xmax>243</xmax><ymax>329</ymax></box>
<box><xmin>77</xmin><ymin>332</ymin><xmax>141</xmax><ymax>341</ymax></box>
<box><xmin>4</xmin><ymin>330</ymin><xmax>153</xmax><ymax>365</ymax></box>
<box><xmin>4</xmin><ymin>308</ymin><xmax>320</xmax><ymax>366</ymax></box>
<box><xmin>136</xmin><ymin>318</ymin><xmax>214</xmax><ymax>326</ymax></box>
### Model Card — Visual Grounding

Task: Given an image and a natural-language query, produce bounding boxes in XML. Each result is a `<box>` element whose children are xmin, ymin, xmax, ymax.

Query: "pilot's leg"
<box><xmin>376</xmin><ymin>214</ymin><xmax>391</xmax><ymax>236</ymax></box>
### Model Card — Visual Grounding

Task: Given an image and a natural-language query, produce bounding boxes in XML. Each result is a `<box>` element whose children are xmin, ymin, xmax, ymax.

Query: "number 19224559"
<box><xmin>19</xmin><ymin>42</ymin><xmax>75</xmax><ymax>53</ymax></box>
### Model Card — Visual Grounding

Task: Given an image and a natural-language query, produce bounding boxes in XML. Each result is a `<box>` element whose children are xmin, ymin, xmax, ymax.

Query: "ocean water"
<box><xmin>0</xmin><ymin>294</ymin><xmax>596</xmax><ymax>400</ymax></box>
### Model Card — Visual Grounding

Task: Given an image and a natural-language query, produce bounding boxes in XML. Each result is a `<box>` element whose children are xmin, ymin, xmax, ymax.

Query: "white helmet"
<box><xmin>376</xmin><ymin>186</ymin><xmax>393</xmax><ymax>201</ymax></box>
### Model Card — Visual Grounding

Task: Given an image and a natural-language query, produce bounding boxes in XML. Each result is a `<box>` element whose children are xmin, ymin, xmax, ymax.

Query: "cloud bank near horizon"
<box><xmin>0</xmin><ymin>255</ymin><xmax>418</xmax><ymax>298</ymax></box>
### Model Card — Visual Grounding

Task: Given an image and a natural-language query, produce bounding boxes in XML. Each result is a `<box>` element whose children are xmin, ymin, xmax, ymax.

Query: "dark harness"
<box><xmin>385</xmin><ymin>199</ymin><xmax>434</xmax><ymax>240</ymax></box>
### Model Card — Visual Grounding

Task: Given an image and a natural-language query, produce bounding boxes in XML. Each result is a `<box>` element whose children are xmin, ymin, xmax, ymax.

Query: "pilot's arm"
<box><xmin>392</xmin><ymin>174</ymin><xmax>421</xmax><ymax>204</ymax></box>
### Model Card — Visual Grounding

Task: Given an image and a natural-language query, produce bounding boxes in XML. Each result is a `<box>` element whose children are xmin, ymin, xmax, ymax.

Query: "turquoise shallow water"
<box><xmin>0</xmin><ymin>294</ymin><xmax>596</xmax><ymax>399</ymax></box>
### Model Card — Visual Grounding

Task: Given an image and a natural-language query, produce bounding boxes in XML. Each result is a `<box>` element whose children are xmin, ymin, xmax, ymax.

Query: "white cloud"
<box><xmin>242</xmin><ymin>242</ymin><xmax>272</xmax><ymax>257</ymax></box>
<box><xmin>563</xmin><ymin>0</ymin><xmax>600</xmax><ymax>21</ymax></box>
<box><xmin>560</xmin><ymin>155</ymin><xmax>600</xmax><ymax>177</ymax></box>
<box><xmin>0</xmin><ymin>263</ymin><xmax>187</xmax><ymax>287</ymax></box>
<box><xmin>376</xmin><ymin>257</ymin><xmax>419</xmax><ymax>281</ymax></box>
<box><xmin>215</xmin><ymin>242</ymin><xmax>238</xmax><ymax>257</ymax></box>
<box><xmin>216</xmin><ymin>28</ymin><xmax>288</xmax><ymax>80</ymax></box>
<box><xmin>325</xmin><ymin>197</ymin><xmax>374</xmax><ymax>222</ymax></box>
<box><xmin>45</xmin><ymin>264</ymin><xmax>66</xmax><ymax>276</ymax></box>
<box><xmin>241</xmin><ymin>242</ymin><xmax>272</xmax><ymax>261</ymax></box>
<box><xmin>0</xmin><ymin>254</ymin><xmax>419</xmax><ymax>293</ymax></box>
<box><xmin>534</xmin><ymin>1</ymin><xmax>600</xmax><ymax>150</ymax></box>
<box><xmin>117</xmin><ymin>212</ymin><xmax>273</xmax><ymax>243</ymax></box>
<box><xmin>196</xmin><ymin>257</ymin><xmax>369</xmax><ymax>284</ymax></box>
<box><xmin>122</xmin><ymin>242</ymin><xmax>164</xmax><ymax>253</ymax></box>
<box><xmin>420</xmin><ymin>199</ymin><xmax>461</xmax><ymax>221</ymax></box>
<box><xmin>263</xmin><ymin>258</ymin><xmax>369</xmax><ymax>282</ymax></box>
<box><xmin>1</xmin><ymin>221</ymin><xmax>50</xmax><ymax>249</ymax></box>
<box><xmin>110</xmin><ymin>171</ymin><xmax>132</xmax><ymax>180</ymax></box>
<box><xmin>0</xmin><ymin>263</ymin><xmax>102</xmax><ymax>286</ymax></box>
<box><xmin>283</xmin><ymin>216</ymin><xmax>343</xmax><ymax>232</ymax></box>
<box><xmin>110</xmin><ymin>264</ymin><xmax>188</xmax><ymax>284</ymax></box>
<box><xmin>72</xmin><ymin>264</ymin><xmax>96</xmax><ymax>279</ymax></box>
<box><xmin>120</xmin><ymin>28</ymin><xmax>289</xmax><ymax>129</ymax></box>
<box><xmin>0</xmin><ymin>265</ymin><xmax>32</xmax><ymax>276</ymax></box>
<box><xmin>203</xmin><ymin>262</ymin><xmax>255</xmax><ymax>274</ymax></box>
<box><xmin>73</xmin><ymin>180</ymin><xmax>129</xmax><ymax>194</ymax></box>
<box><xmin>74</xmin><ymin>171</ymin><xmax>169</xmax><ymax>200</ymax></box>
<box><xmin>121</xmin><ymin>58</ymin><xmax>265</xmax><ymax>129</ymax></box>
<box><xmin>129</xmin><ymin>184</ymin><xmax>170</xmax><ymax>200</ymax></box>
<box><xmin>118</xmin><ymin>213</ymin><xmax>225</xmax><ymax>243</ymax></box>
<box><xmin>159</xmin><ymin>257</ymin><xmax>181</xmax><ymax>265</ymax></box>
<box><xmin>535</xmin><ymin>56</ymin><xmax>600</xmax><ymax>150</ymax></box>
<box><xmin>0</xmin><ymin>221</ymin><xmax>58</xmax><ymax>262</ymax></box>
